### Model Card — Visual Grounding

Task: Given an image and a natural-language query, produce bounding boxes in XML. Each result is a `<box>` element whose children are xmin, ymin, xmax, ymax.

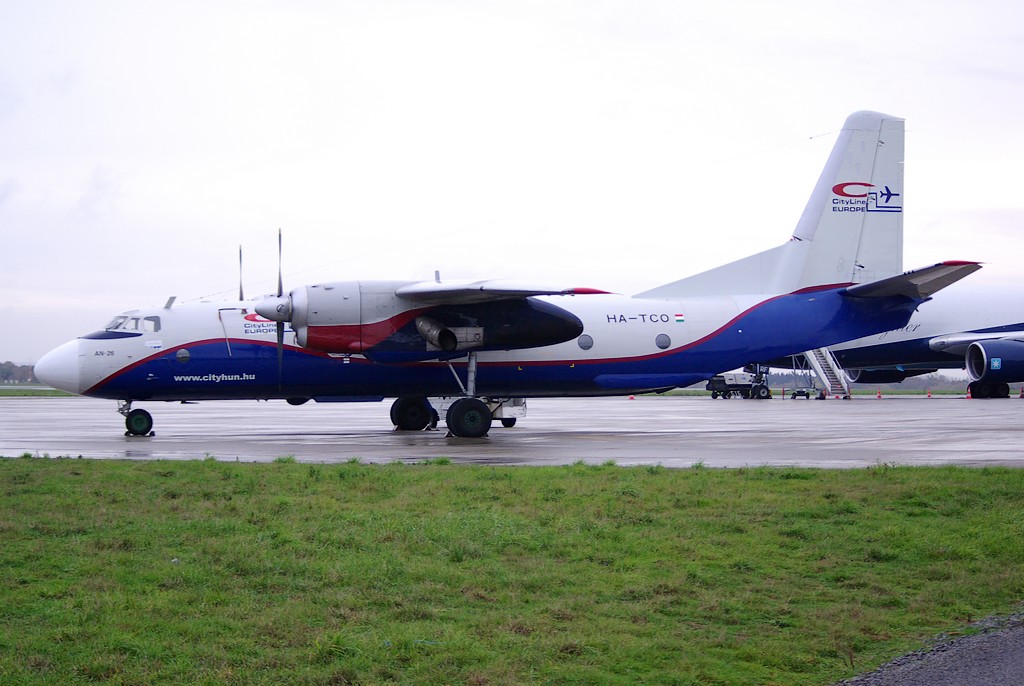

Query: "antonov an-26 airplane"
<box><xmin>35</xmin><ymin>111</ymin><xmax>979</xmax><ymax>437</ymax></box>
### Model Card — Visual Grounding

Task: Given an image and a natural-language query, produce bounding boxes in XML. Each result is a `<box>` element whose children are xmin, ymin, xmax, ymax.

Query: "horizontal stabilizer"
<box><xmin>396</xmin><ymin>280</ymin><xmax>608</xmax><ymax>304</ymax></box>
<box><xmin>842</xmin><ymin>261</ymin><xmax>981</xmax><ymax>300</ymax></box>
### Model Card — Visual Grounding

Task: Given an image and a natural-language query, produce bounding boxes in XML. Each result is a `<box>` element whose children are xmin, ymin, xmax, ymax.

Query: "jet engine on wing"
<box><xmin>966</xmin><ymin>339</ymin><xmax>1024</xmax><ymax>385</ymax></box>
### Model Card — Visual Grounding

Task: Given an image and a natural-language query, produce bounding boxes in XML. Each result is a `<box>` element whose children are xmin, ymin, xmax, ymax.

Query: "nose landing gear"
<box><xmin>119</xmin><ymin>401</ymin><xmax>154</xmax><ymax>436</ymax></box>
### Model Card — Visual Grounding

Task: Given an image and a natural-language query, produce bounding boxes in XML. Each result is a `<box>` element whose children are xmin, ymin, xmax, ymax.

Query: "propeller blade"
<box><xmin>238</xmin><ymin>245</ymin><xmax>244</xmax><ymax>301</ymax></box>
<box><xmin>276</xmin><ymin>321</ymin><xmax>284</xmax><ymax>390</ymax></box>
<box><xmin>277</xmin><ymin>228</ymin><xmax>283</xmax><ymax>298</ymax></box>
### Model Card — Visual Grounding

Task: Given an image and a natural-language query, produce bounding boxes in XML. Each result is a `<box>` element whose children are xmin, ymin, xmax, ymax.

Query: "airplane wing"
<box><xmin>395</xmin><ymin>280</ymin><xmax>609</xmax><ymax>305</ymax></box>
<box><xmin>841</xmin><ymin>261</ymin><xmax>981</xmax><ymax>300</ymax></box>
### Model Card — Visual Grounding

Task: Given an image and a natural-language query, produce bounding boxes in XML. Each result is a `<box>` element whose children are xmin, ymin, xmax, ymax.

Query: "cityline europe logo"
<box><xmin>831</xmin><ymin>182</ymin><xmax>902</xmax><ymax>213</ymax></box>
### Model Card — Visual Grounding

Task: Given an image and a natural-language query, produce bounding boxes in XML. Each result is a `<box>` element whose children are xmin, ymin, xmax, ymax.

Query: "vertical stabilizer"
<box><xmin>793</xmin><ymin>110</ymin><xmax>904</xmax><ymax>288</ymax></box>
<box><xmin>637</xmin><ymin>111</ymin><xmax>904</xmax><ymax>299</ymax></box>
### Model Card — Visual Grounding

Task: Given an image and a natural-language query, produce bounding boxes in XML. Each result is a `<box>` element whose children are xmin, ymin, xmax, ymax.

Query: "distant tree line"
<box><xmin>1</xmin><ymin>362</ymin><xmax>37</xmax><ymax>383</ymax></box>
<box><xmin>768</xmin><ymin>370</ymin><xmax>971</xmax><ymax>392</ymax></box>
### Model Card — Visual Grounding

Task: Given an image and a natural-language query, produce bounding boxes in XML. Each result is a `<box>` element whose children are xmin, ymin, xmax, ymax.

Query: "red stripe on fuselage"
<box><xmin>304</xmin><ymin>307</ymin><xmax>427</xmax><ymax>352</ymax></box>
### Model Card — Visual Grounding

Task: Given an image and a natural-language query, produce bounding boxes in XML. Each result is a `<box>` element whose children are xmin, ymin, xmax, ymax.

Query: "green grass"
<box><xmin>2</xmin><ymin>459</ymin><xmax>1023</xmax><ymax>685</ymax></box>
<box><xmin>0</xmin><ymin>388</ymin><xmax>71</xmax><ymax>397</ymax></box>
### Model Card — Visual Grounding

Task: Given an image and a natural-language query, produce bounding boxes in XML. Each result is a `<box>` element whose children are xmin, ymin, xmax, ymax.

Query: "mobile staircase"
<box><xmin>803</xmin><ymin>347</ymin><xmax>851</xmax><ymax>399</ymax></box>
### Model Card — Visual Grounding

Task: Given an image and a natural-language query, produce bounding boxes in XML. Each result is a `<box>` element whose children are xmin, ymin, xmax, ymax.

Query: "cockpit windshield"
<box><xmin>105</xmin><ymin>315</ymin><xmax>161</xmax><ymax>332</ymax></box>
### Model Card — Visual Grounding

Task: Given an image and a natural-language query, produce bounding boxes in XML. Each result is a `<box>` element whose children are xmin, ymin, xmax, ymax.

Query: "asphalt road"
<box><xmin>4</xmin><ymin>393</ymin><xmax>1024</xmax><ymax>467</ymax></box>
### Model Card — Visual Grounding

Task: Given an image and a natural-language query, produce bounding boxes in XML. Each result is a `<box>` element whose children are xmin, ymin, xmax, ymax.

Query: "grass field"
<box><xmin>2</xmin><ymin>458</ymin><xmax>1022</xmax><ymax>685</ymax></box>
<box><xmin>0</xmin><ymin>388</ymin><xmax>71</xmax><ymax>397</ymax></box>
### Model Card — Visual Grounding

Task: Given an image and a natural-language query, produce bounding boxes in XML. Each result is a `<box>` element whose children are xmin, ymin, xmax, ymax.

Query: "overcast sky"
<box><xmin>3</xmin><ymin>0</ymin><xmax>1024</xmax><ymax>364</ymax></box>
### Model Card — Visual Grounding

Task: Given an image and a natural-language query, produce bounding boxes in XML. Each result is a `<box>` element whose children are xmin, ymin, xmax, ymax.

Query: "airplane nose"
<box><xmin>34</xmin><ymin>340</ymin><xmax>82</xmax><ymax>394</ymax></box>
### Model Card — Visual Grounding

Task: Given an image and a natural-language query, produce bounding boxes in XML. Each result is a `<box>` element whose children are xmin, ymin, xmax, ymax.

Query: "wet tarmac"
<box><xmin>4</xmin><ymin>393</ymin><xmax>1023</xmax><ymax>467</ymax></box>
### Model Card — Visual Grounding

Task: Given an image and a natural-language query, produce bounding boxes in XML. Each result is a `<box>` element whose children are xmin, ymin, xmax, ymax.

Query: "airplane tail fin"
<box><xmin>638</xmin><ymin>111</ymin><xmax>905</xmax><ymax>299</ymax></box>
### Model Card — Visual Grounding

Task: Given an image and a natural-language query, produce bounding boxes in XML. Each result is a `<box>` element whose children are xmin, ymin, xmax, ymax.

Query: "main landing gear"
<box><xmin>119</xmin><ymin>401</ymin><xmax>154</xmax><ymax>436</ymax></box>
<box><xmin>390</xmin><ymin>396</ymin><xmax>439</xmax><ymax>431</ymax></box>
<box><xmin>967</xmin><ymin>381</ymin><xmax>1011</xmax><ymax>398</ymax></box>
<box><xmin>389</xmin><ymin>396</ymin><xmax>524</xmax><ymax>438</ymax></box>
<box><xmin>389</xmin><ymin>352</ymin><xmax>524</xmax><ymax>438</ymax></box>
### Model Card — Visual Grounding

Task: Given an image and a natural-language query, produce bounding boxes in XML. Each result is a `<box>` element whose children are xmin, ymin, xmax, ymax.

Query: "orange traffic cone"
<box><xmin>876</xmin><ymin>388</ymin><xmax>882</xmax><ymax>399</ymax></box>
<box><xmin>966</xmin><ymin>387</ymin><xmax>972</xmax><ymax>399</ymax></box>
<box><xmin>629</xmin><ymin>395</ymin><xmax>635</xmax><ymax>400</ymax></box>
<box><xmin>927</xmin><ymin>389</ymin><xmax>932</xmax><ymax>398</ymax></box>
<box><xmin>1019</xmin><ymin>387</ymin><xmax>1023</xmax><ymax>399</ymax></box>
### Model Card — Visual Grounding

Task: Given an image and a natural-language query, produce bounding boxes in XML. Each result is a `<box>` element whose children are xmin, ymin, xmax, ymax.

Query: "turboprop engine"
<box><xmin>256</xmin><ymin>280</ymin><xmax>584</xmax><ymax>362</ymax></box>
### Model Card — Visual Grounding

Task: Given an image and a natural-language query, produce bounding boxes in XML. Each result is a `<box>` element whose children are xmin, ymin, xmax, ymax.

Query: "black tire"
<box><xmin>390</xmin><ymin>396</ymin><xmax>434</xmax><ymax>430</ymax></box>
<box><xmin>721</xmin><ymin>391</ymin><xmax>731</xmax><ymax>399</ymax></box>
<box><xmin>446</xmin><ymin>398</ymin><xmax>492</xmax><ymax>438</ymax></box>
<box><xmin>753</xmin><ymin>385</ymin><xmax>771</xmax><ymax>400</ymax></box>
<box><xmin>501</xmin><ymin>418</ymin><xmax>517</xmax><ymax>428</ymax></box>
<box><xmin>998</xmin><ymin>382</ymin><xmax>1011</xmax><ymax>398</ymax></box>
<box><xmin>125</xmin><ymin>408</ymin><xmax>153</xmax><ymax>436</ymax></box>
<box><xmin>710</xmin><ymin>391</ymin><xmax>718</xmax><ymax>399</ymax></box>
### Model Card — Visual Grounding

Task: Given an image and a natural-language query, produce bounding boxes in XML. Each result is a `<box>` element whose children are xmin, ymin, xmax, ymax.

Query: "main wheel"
<box><xmin>390</xmin><ymin>396</ymin><xmax>434</xmax><ymax>430</ymax></box>
<box><xmin>446</xmin><ymin>398</ymin><xmax>492</xmax><ymax>438</ymax></box>
<box><xmin>501</xmin><ymin>418</ymin><xmax>517</xmax><ymax>428</ymax></box>
<box><xmin>753</xmin><ymin>385</ymin><xmax>771</xmax><ymax>400</ymax></box>
<box><xmin>125</xmin><ymin>408</ymin><xmax>153</xmax><ymax>436</ymax></box>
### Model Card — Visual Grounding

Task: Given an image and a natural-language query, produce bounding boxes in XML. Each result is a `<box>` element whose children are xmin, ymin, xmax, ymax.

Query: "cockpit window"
<box><xmin>105</xmin><ymin>315</ymin><xmax>161</xmax><ymax>332</ymax></box>
<box><xmin>105</xmin><ymin>315</ymin><xmax>129</xmax><ymax>330</ymax></box>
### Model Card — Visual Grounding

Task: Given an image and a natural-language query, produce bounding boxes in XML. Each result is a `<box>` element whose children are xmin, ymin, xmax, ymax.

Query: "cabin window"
<box><xmin>577</xmin><ymin>334</ymin><xmax>594</xmax><ymax>351</ymax></box>
<box><xmin>655</xmin><ymin>334</ymin><xmax>671</xmax><ymax>350</ymax></box>
<box><xmin>143</xmin><ymin>316</ymin><xmax>161</xmax><ymax>332</ymax></box>
<box><xmin>176</xmin><ymin>349</ymin><xmax>191</xmax><ymax>363</ymax></box>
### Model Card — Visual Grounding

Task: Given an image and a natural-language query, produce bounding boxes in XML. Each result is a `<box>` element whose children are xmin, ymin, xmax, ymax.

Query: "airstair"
<box><xmin>803</xmin><ymin>347</ymin><xmax>851</xmax><ymax>398</ymax></box>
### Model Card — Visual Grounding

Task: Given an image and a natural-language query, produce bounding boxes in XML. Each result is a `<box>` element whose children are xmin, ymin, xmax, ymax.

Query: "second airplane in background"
<box><xmin>829</xmin><ymin>288</ymin><xmax>1024</xmax><ymax>398</ymax></box>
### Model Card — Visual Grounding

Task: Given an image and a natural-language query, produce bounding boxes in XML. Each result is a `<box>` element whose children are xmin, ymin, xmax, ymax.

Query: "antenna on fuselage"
<box><xmin>164</xmin><ymin>296</ymin><xmax>176</xmax><ymax>309</ymax></box>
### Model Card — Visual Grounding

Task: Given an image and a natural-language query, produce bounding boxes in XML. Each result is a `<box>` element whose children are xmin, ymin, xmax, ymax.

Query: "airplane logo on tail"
<box><xmin>831</xmin><ymin>182</ymin><xmax>902</xmax><ymax>214</ymax></box>
<box><xmin>878</xmin><ymin>185</ymin><xmax>899</xmax><ymax>203</ymax></box>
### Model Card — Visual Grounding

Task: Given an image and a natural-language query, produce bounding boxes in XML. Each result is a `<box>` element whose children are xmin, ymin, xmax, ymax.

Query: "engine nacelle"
<box><xmin>966</xmin><ymin>339</ymin><xmax>1024</xmax><ymax>383</ymax></box>
<box><xmin>292</xmin><ymin>280</ymin><xmax>423</xmax><ymax>353</ymax></box>
<box><xmin>847</xmin><ymin>368</ymin><xmax>937</xmax><ymax>384</ymax></box>
<box><xmin>258</xmin><ymin>280</ymin><xmax>584</xmax><ymax>360</ymax></box>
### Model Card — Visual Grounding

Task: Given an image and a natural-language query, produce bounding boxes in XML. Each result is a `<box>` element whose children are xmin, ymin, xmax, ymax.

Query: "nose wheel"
<box><xmin>119</xmin><ymin>401</ymin><xmax>154</xmax><ymax>436</ymax></box>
